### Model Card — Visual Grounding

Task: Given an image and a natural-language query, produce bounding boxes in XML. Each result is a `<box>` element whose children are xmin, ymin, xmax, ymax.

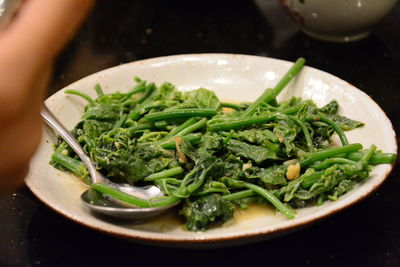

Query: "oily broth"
<box><xmin>134</xmin><ymin>203</ymin><xmax>275</xmax><ymax>232</ymax></box>
<box><xmin>133</xmin><ymin>208</ymin><xmax>185</xmax><ymax>232</ymax></box>
<box><xmin>233</xmin><ymin>204</ymin><xmax>275</xmax><ymax>224</ymax></box>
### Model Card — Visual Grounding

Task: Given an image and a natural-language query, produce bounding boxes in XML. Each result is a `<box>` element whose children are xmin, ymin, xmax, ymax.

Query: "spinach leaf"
<box><xmin>173</xmin><ymin>157</ymin><xmax>223</xmax><ymax>198</ymax></box>
<box><xmin>94</xmin><ymin>150</ymin><xmax>169</xmax><ymax>183</ymax></box>
<box><xmin>273</xmin><ymin>116</ymin><xmax>298</xmax><ymax>156</ymax></box>
<box><xmin>319</xmin><ymin>100</ymin><xmax>339</xmax><ymax>115</ymax></box>
<box><xmin>197</xmin><ymin>132</ymin><xmax>223</xmax><ymax>159</ymax></box>
<box><xmin>226</xmin><ymin>139</ymin><xmax>278</xmax><ymax>163</ymax></box>
<box><xmin>181</xmin><ymin>194</ymin><xmax>235</xmax><ymax>232</ymax></box>
<box><xmin>328</xmin><ymin>114</ymin><xmax>364</xmax><ymax>131</ymax></box>
<box><xmin>82</xmin><ymin>120</ymin><xmax>113</xmax><ymax>138</ymax></box>
<box><xmin>83</xmin><ymin>104</ymin><xmax>122</xmax><ymax>121</ymax></box>
<box><xmin>181</xmin><ymin>88</ymin><xmax>221</xmax><ymax>110</ymax></box>
<box><xmin>328</xmin><ymin>179</ymin><xmax>356</xmax><ymax>201</ymax></box>
<box><xmin>246</xmin><ymin>165</ymin><xmax>287</xmax><ymax>187</ymax></box>
<box><xmin>153</xmin><ymin>82</ymin><xmax>183</xmax><ymax>102</ymax></box>
<box><xmin>193</xmin><ymin>180</ymin><xmax>230</xmax><ymax>196</ymax></box>
<box><xmin>236</xmin><ymin>129</ymin><xmax>271</xmax><ymax>144</ymax></box>
<box><xmin>222</xmin><ymin>155</ymin><xmax>245</xmax><ymax>180</ymax></box>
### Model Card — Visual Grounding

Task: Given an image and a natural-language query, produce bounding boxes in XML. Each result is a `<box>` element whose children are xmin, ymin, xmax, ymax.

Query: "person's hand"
<box><xmin>0</xmin><ymin>0</ymin><xmax>94</xmax><ymax>193</ymax></box>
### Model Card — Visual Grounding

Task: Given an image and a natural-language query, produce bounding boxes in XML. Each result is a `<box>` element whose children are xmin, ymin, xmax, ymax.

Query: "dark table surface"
<box><xmin>1</xmin><ymin>1</ymin><xmax>400</xmax><ymax>266</ymax></box>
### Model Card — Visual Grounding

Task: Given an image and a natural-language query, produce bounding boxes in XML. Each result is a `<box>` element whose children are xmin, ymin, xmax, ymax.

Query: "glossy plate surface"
<box><xmin>26</xmin><ymin>54</ymin><xmax>397</xmax><ymax>248</ymax></box>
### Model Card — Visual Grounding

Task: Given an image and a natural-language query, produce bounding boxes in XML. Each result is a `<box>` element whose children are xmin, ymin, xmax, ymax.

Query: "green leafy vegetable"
<box><xmin>181</xmin><ymin>194</ymin><xmax>235</xmax><ymax>232</ymax></box>
<box><xmin>226</xmin><ymin>139</ymin><xmax>278</xmax><ymax>163</ymax></box>
<box><xmin>50</xmin><ymin>58</ymin><xmax>396</xmax><ymax>232</ymax></box>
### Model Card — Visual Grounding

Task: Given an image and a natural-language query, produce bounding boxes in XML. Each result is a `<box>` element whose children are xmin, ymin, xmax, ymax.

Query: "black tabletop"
<box><xmin>1</xmin><ymin>1</ymin><xmax>399</xmax><ymax>266</ymax></box>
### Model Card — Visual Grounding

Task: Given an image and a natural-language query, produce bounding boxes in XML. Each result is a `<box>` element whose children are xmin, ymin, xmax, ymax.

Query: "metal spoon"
<box><xmin>41</xmin><ymin>105</ymin><xmax>178</xmax><ymax>219</ymax></box>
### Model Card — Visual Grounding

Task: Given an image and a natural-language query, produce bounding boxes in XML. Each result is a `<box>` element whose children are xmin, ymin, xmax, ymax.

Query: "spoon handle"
<box><xmin>40</xmin><ymin>105</ymin><xmax>100</xmax><ymax>183</ymax></box>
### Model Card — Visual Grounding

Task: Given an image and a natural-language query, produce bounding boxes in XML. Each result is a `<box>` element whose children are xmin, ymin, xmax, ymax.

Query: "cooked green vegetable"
<box><xmin>181</xmin><ymin>194</ymin><xmax>235</xmax><ymax>232</ymax></box>
<box><xmin>51</xmin><ymin>59</ymin><xmax>396</xmax><ymax>232</ymax></box>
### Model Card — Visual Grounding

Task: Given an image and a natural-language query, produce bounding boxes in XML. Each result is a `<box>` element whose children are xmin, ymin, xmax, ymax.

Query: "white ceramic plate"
<box><xmin>26</xmin><ymin>54</ymin><xmax>397</xmax><ymax>248</ymax></box>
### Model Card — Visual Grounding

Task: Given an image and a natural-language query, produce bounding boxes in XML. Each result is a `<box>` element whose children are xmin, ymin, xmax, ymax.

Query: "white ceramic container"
<box><xmin>279</xmin><ymin>0</ymin><xmax>398</xmax><ymax>42</ymax></box>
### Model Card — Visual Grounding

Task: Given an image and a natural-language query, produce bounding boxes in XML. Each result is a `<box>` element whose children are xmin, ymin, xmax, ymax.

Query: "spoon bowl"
<box><xmin>40</xmin><ymin>105</ymin><xmax>179</xmax><ymax>219</ymax></box>
<box><xmin>80</xmin><ymin>189</ymin><xmax>177</xmax><ymax>219</ymax></box>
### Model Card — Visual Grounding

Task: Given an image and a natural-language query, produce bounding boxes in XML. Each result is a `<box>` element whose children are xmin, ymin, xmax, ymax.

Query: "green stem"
<box><xmin>144</xmin><ymin>109</ymin><xmax>218</xmax><ymax>122</ymax></box>
<box><xmin>175</xmin><ymin>118</ymin><xmax>207</xmax><ymax>136</ymax></box>
<box><xmin>361</xmin><ymin>145</ymin><xmax>377</xmax><ymax>165</ymax></box>
<box><xmin>221</xmin><ymin>102</ymin><xmax>243</xmax><ymax>110</ymax></box>
<box><xmin>311</xmin><ymin>158</ymin><xmax>356</xmax><ymax>170</ymax></box>
<box><xmin>167</xmin><ymin>117</ymin><xmax>198</xmax><ymax>137</ymax></box>
<box><xmin>108</xmin><ymin>114</ymin><xmax>128</xmax><ymax>136</ymax></box>
<box><xmin>300</xmin><ymin>171</ymin><xmax>324</xmax><ymax>189</ymax></box>
<box><xmin>135</xmin><ymin>82</ymin><xmax>156</xmax><ymax>104</ymax></box>
<box><xmin>126</xmin><ymin>80</ymin><xmax>146</xmax><ymax>97</ymax></box>
<box><xmin>288</xmin><ymin>115</ymin><xmax>314</xmax><ymax>152</ymax></box>
<box><xmin>173</xmin><ymin>166</ymin><xmax>211</xmax><ymax>198</ymax></box>
<box><xmin>263</xmin><ymin>139</ymin><xmax>282</xmax><ymax>154</ymax></box>
<box><xmin>92</xmin><ymin>183</ymin><xmax>150</xmax><ymax>207</ymax></box>
<box><xmin>240</xmin><ymin>58</ymin><xmax>306</xmax><ymax>118</ymax></box>
<box><xmin>154</xmin><ymin>121</ymin><xmax>169</xmax><ymax>129</ymax></box>
<box><xmin>222</xmin><ymin>189</ymin><xmax>256</xmax><ymax>201</ymax></box>
<box><xmin>277</xmin><ymin>104</ymin><xmax>304</xmax><ymax>115</ymax></box>
<box><xmin>91</xmin><ymin>183</ymin><xmax>181</xmax><ymax>208</ymax></box>
<box><xmin>95</xmin><ymin>84</ymin><xmax>104</xmax><ymax>97</ymax></box>
<box><xmin>302</xmin><ymin>145</ymin><xmax>377</xmax><ymax>189</ymax></box>
<box><xmin>127</xmin><ymin>122</ymin><xmax>154</xmax><ymax>136</ymax></box>
<box><xmin>208</xmin><ymin>114</ymin><xmax>276</xmax><ymax>131</ymax></box>
<box><xmin>223</xmin><ymin>130</ymin><xmax>235</xmax><ymax>144</ymax></box>
<box><xmin>273</xmin><ymin>58</ymin><xmax>306</xmax><ymax>96</ymax></box>
<box><xmin>243</xmin><ymin>182</ymin><xmax>295</xmax><ymax>219</ymax></box>
<box><xmin>149</xmin><ymin>195</ymin><xmax>181</xmax><ymax>207</ymax></box>
<box><xmin>223</xmin><ymin>178</ymin><xmax>295</xmax><ymax>219</ymax></box>
<box><xmin>263</xmin><ymin>129</ymin><xmax>279</xmax><ymax>143</ymax></box>
<box><xmin>51</xmin><ymin>153</ymin><xmax>88</xmax><ymax>179</ymax></box>
<box><xmin>128</xmin><ymin>110</ymin><xmax>141</xmax><ymax>121</ymax></box>
<box><xmin>127</xmin><ymin>83</ymin><xmax>158</xmax><ymax>121</ymax></box>
<box><xmin>137</xmin><ymin>131</ymin><xmax>169</xmax><ymax>142</ymax></box>
<box><xmin>144</xmin><ymin>167</ymin><xmax>184</xmax><ymax>181</ymax></box>
<box><xmin>346</xmin><ymin>151</ymin><xmax>396</xmax><ymax>165</ymax></box>
<box><xmin>317</xmin><ymin>193</ymin><xmax>327</xmax><ymax>206</ymax></box>
<box><xmin>300</xmin><ymin>143</ymin><xmax>363</xmax><ymax>168</ymax></box>
<box><xmin>65</xmin><ymin>90</ymin><xmax>95</xmax><ymax>104</ymax></box>
<box><xmin>158</xmin><ymin>133</ymin><xmax>202</xmax><ymax>149</ymax></box>
<box><xmin>120</xmin><ymin>82</ymin><xmax>147</xmax><ymax>106</ymax></box>
<box><xmin>306</xmin><ymin>115</ymin><xmax>349</xmax><ymax>145</ymax></box>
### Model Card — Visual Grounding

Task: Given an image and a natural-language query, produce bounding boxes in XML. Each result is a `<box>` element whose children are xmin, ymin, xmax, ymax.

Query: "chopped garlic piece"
<box><xmin>242</xmin><ymin>162</ymin><xmax>252</xmax><ymax>171</ymax></box>
<box><xmin>174</xmin><ymin>136</ymin><xmax>187</xmax><ymax>164</ymax></box>
<box><xmin>286</xmin><ymin>162</ymin><xmax>301</xmax><ymax>180</ymax></box>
